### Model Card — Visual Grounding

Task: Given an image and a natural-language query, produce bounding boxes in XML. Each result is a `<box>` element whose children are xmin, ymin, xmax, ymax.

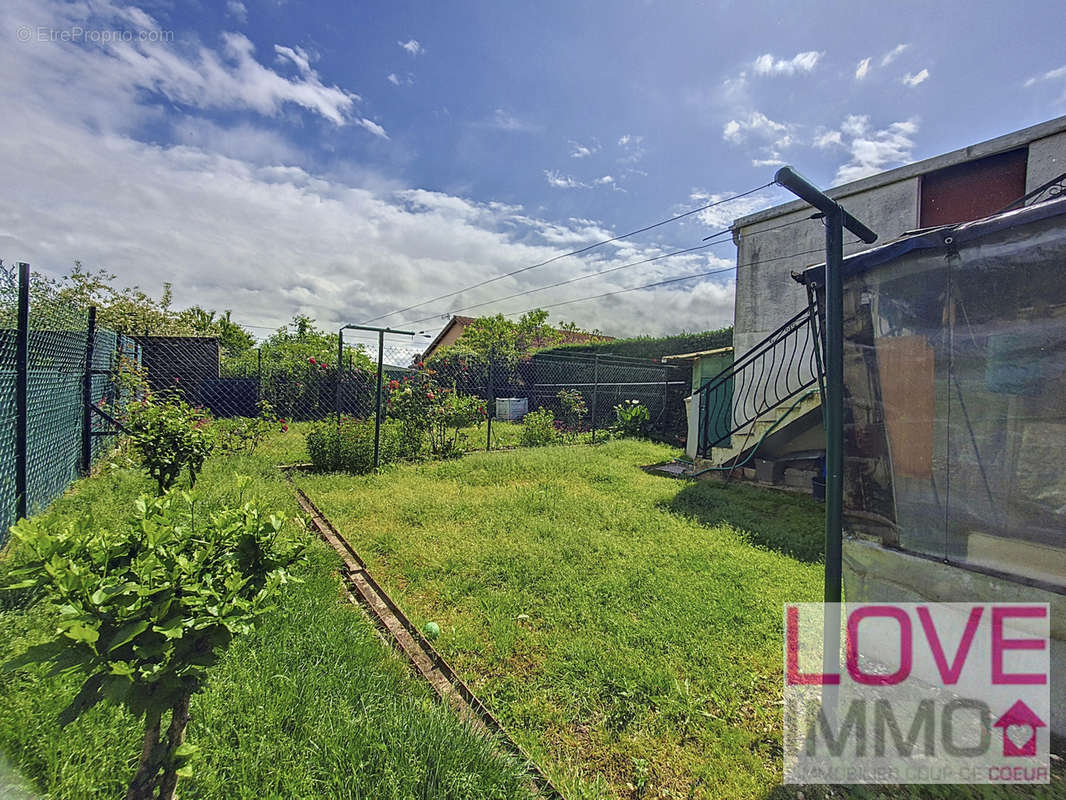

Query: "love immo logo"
<box><xmin>783</xmin><ymin>603</ymin><xmax>1050</xmax><ymax>785</ymax></box>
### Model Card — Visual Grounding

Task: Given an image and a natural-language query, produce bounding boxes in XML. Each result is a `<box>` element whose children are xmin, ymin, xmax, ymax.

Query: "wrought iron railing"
<box><xmin>695</xmin><ymin>301</ymin><xmax>822</xmax><ymax>457</ymax></box>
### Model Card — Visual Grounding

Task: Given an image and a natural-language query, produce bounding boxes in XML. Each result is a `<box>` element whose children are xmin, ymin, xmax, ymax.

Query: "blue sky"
<box><xmin>2</xmin><ymin>0</ymin><xmax>1065</xmax><ymax>340</ymax></box>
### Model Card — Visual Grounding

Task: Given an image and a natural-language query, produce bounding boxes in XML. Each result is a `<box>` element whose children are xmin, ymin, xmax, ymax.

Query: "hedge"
<box><xmin>533</xmin><ymin>327</ymin><xmax>732</xmax><ymax>361</ymax></box>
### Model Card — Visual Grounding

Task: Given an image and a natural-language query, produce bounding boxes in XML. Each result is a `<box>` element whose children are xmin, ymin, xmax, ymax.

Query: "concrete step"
<box><xmin>701</xmin><ymin>392</ymin><xmax>822</xmax><ymax>468</ymax></box>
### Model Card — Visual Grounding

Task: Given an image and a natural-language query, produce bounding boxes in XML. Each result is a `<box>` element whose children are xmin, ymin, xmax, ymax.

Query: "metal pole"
<box><xmin>591</xmin><ymin>354</ymin><xmax>600</xmax><ymax>443</ymax></box>
<box><xmin>774</xmin><ymin>166</ymin><xmax>876</xmax><ymax>605</ymax></box>
<box><xmin>81</xmin><ymin>306</ymin><xmax>97</xmax><ymax>474</ymax></box>
<box><xmin>373</xmin><ymin>330</ymin><xmax>384</xmax><ymax>469</ymax></box>
<box><xmin>336</xmin><ymin>328</ymin><xmax>344</xmax><ymax>426</ymax></box>
<box><xmin>14</xmin><ymin>263</ymin><xmax>29</xmax><ymax>520</ymax></box>
<box><xmin>823</xmin><ymin>207</ymin><xmax>844</xmax><ymax>604</ymax></box>
<box><xmin>486</xmin><ymin>349</ymin><xmax>494</xmax><ymax>451</ymax></box>
<box><xmin>256</xmin><ymin>347</ymin><xmax>262</xmax><ymax>400</ymax></box>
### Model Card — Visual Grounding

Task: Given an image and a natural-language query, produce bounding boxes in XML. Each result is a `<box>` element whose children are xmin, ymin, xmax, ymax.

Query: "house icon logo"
<box><xmin>993</xmin><ymin>700</ymin><xmax>1046</xmax><ymax>757</ymax></box>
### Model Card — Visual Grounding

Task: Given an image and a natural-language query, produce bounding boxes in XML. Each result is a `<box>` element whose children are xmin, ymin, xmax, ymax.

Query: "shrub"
<box><xmin>305</xmin><ymin>417</ymin><xmax>402</xmax><ymax>473</ymax></box>
<box><xmin>612</xmin><ymin>400</ymin><xmax>650</xmax><ymax>437</ymax></box>
<box><xmin>556</xmin><ymin>388</ymin><xmax>587</xmax><ymax>432</ymax></box>
<box><xmin>127</xmin><ymin>396</ymin><xmax>214</xmax><ymax>494</ymax></box>
<box><xmin>520</xmin><ymin>407</ymin><xmax>560</xmax><ymax>447</ymax></box>
<box><xmin>214</xmin><ymin>400</ymin><xmax>283</xmax><ymax>455</ymax></box>
<box><xmin>2</xmin><ymin>489</ymin><xmax>304</xmax><ymax>800</ymax></box>
<box><xmin>385</xmin><ymin>378</ymin><xmax>430</xmax><ymax>460</ymax></box>
<box><xmin>428</xmin><ymin>389</ymin><xmax>486</xmax><ymax>458</ymax></box>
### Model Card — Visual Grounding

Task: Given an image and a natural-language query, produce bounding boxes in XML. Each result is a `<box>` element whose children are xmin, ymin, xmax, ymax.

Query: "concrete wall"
<box><xmin>844</xmin><ymin>538</ymin><xmax>1066</xmax><ymax>737</ymax></box>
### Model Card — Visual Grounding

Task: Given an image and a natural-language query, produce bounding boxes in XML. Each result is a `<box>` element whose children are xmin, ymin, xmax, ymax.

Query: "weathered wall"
<box><xmin>844</xmin><ymin>538</ymin><xmax>1066</xmax><ymax>737</ymax></box>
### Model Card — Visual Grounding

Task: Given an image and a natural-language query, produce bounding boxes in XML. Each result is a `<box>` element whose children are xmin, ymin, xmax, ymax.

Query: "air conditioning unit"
<box><xmin>495</xmin><ymin>397</ymin><xmax>528</xmax><ymax>420</ymax></box>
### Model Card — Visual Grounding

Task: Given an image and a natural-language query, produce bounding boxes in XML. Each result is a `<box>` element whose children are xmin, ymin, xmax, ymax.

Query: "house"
<box><xmin>795</xmin><ymin>193</ymin><xmax>1066</xmax><ymax>736</ymax></box>
<box><xmin>694</xmin><ymin>115</ymin><xmax>1066</xmax><ymax>480</ymax></box>
<box><xmin>421</xmin><ymin>314</ymin><xmax>612</xmax><ymax>361</ymax></box>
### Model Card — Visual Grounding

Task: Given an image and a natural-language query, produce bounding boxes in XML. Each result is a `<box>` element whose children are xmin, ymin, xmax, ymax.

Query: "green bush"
<box><xmin>520</xmin><ymin>407</ymin><xmax>560</xmax><ymax>447</ymax></box>
<box><xmin>2</xmin><ymin>489</ymin><xmax>304</xmax><ymax>800</ymax></box>
<box><xmin>428</xmin><ymin>390</ymin><xmax>486</xmax><ymax>458</ymax></box>
<box><xmin>612</xmin><ymin>400</ymin><xmax>650</xmax><ymax>437</ymax></box>
<box><xmin>127</xmin><ymin>396</ymin><xmax>214</xmax><ymax>494</ymax></box>
<box><xmin>213</xmin><ymin>400</ymin><xmax>283</xmax><ymax>455</ymax></box>
<box><xmin>305</xmin><ymin>418</ymin><xmax>403</xmax><ymax>473</ymax></box>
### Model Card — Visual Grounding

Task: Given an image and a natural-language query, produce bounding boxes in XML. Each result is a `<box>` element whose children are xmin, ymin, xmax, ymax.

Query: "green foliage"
<box><xmin>2</xmin><ymin>489</ymin><xmax>304</xmax><ymax>798</ymax></box>
<box><xmin>426</xmin><ymin>310</ymin><xmax>604</xmax><ymax>378</ymax></box>
<box><xmin>385</xmin><ymin>377</ymin><xmax>431</xmax><ymax>460</ymax></box>
<box><xmin>213</xmin><ymin>401</ymin><xmax>284</xmax><ymax>455</ymax></box>
<box><xmin>428</xmin><ymin>389</ymin><xmax>486</xmax><ymax>458</ymax></box>
<box><xmin>127</xmin><ymin>396</ymin><xmax>214</xmax><ymax>494</ymax></box>
<box><xmin>519</xmin><ymin>407</ymin><xmax>560</xmax><ymax>447</ymax></box>
<box><xmin>221</xmin><ymin>315</ymin><xmax>375</xmax><ymax>421</ymax></box>
<box><xmin>612</xmin><ymin>399</ymin><xmax>650</xmax><ymax>437</ymax></box>
<box><xmin>305</xmin><ymin>418</ymin><xmax>402</xmax><ymax>473</ymax></box>
<box><xmin>556</xmin><ymin>388</ymin><xmax>588</xmax><ymax>431</ymax></box>
<box><xmin>536</xmin><ymin>326</ymin><xmax>733</xmax><ymax>361</ymax></box>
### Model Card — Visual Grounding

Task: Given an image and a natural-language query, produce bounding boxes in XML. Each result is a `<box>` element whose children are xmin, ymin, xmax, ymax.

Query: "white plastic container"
<box><xmin>495</xmin><ymin>397</ymin><xmax>528</xmax><ymax>421</ymax></box>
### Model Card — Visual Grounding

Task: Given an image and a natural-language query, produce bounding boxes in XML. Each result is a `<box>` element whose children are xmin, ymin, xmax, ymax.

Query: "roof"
<box><xmin>422</xmin><ymin>314</ymin><xmax>613</xmax><ymax>358</ymax></box>
<box><xmin>661</xmin><ymin>346</ymin><xmax>734</xmax><ymax>362</ymax></box>
<box><xmin>734</xmin><ymin>115</ymin><xmax>1066</xmax><ymax>231</ymax></box>
<box><xmin>795</xmin><ymin>194</ymin><xmax>1066</xmax><ymax>286</ymax></box>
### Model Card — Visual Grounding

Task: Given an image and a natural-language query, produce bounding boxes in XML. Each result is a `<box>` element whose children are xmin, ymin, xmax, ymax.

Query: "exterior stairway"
<box><xmin>691</xmin><ymin>299</ymin><xmax>825</xmax><ymax>470</ymax></box>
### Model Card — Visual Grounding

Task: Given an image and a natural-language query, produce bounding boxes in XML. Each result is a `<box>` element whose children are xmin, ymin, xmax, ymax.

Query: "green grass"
<box><xmin>292</xmin><ymin>439</ymin><xmax>823</xmax><ymax>798</ymax></box>
<box><xmin>292</xmin><ymin>440</ymin><xmax>1066</xmax><ymax>800</ymax></box>
<box><xmin>0</xmin><ymin>430</ymin><xmax>533</xmax><ymax>800</ymax></box>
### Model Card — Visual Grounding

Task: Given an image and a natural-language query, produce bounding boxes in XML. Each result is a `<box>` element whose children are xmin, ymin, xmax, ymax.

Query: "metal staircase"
<box><xmin>694</xmin><ymin>294</ymin><xmax>824</xmax><ymax>465</ymax></box>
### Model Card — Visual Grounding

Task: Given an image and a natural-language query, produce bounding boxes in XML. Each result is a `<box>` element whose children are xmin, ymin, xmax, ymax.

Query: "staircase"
<box><xmin>693</xmin><ymin>299</ymin><xmax>824</xmax><ymax>468</ymax></box>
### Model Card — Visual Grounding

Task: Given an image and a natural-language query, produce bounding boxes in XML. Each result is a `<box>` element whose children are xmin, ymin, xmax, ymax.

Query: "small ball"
<box><xmin>423</xmin><ymin>621</ymin><xmax>441</xmax><ymax>640</ymax></box>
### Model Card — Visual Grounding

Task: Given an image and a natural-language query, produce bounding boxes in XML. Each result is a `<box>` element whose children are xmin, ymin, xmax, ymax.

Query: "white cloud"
<box><xmin>752</xmin><ymin>50</ymin><xmax>823</xmax><ymax>76</ymax></box>
<box><xmin>399</xmin><ymin>39</ymin><xmax>423</xmax><ymax>56</ymax></box>
<box><xmin>833</xmin><ymin>118</ymin><xmax>919</xmax><ymax>183</ymax></box>
<box><xmin>387</xmin><ymin>72</ymin><xmax>413</xmax><ymax>86</ymax></box>
<box><xmin>356</xmin><ymin>118</ymin><xmax>388</xmax><ymax>139</ymax></box>
<box><xmin>686</xmin><ymin>190</ymin><xmax>777</xmax><ymax>230</ymax></box>
<box><xmin>814</xmin><ymin>129</ymin><xmax>843</xmax><ymax>149</ymax></box>
<box><xmin>855</xmin><ymin>57</ymin><xmax>871</xmax><ymax>80</ymax></box>
<box><xmin>618</xmin><ymin>134</ymin><xmax>632</xmax><ymax>146</ymax></box>
<box><xmin>225</xmin><ymin>0</ymin><xmax>248</xmax><ymax>24</ymax></box>
<box><xmin>902</xmin><ymin>68</ymin><xmax>929</xmax><ymax>87</ymax></box>
<box><xmin>616</xmin><ymin>134</ymin><xmax>645</xmax><ymax>164</ymax></box>
<box><xmin>569</xmin><ymin>139</ymin><xmax>599</xmax><ymax>158</ymax></box>
<box><xmin>880</xmin><ymin>43</ymin><xmax>909</xmax><ymax>67</ymax></box>
<box><xmin>0</xmin><ymin>0</ymin><xmax>739</xmax><ymax>338</ymax></box>
<box><xmin>721</xmin><ymin>111</ymin><xmax>787</xmax><ymax>143</ymax></box>
<box><xmin>488</xmin><ymin>108</ymin><xmax>539</xmax><ymax>132</ymax></box>
<box><xmin>544</xmin><ymin>170</ymin><xmax>587</xmax><ymax>189</ymax></box>
<box><xmin>1024</xmin><ymin>64</ymin><xmax>1066</xmax><ymax>88</ymax></box>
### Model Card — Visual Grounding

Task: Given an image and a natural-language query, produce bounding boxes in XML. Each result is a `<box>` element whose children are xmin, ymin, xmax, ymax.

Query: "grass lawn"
<box><xmin>293</xmin><ymin>438</ymin><xmax>826</xmax><ymax>799</ymax></box>
<box><xmin>293</xmin><ymin>440</ymin><xmax>1066</xmax><ymax>800</ymax></box>
<box><xmin>0</xmin><ymin>429</ymin><xmax>533</xmax><ymax>800</ymax></box>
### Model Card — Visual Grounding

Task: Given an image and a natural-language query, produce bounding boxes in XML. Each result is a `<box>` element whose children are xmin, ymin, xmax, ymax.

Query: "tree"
<box><xmin>2</xmin><ymin>489</ymin><xmax>304</xmax><ymax>800</ymax></box>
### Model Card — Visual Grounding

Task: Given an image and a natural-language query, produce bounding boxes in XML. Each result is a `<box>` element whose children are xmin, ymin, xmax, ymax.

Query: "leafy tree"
<box><xmin>2</xmin><ymin>489</ymin><xmax>304</xmax><ymax>800</ymax></box>
<box><xmin>126</xmin><ymin>396</ymin><xmax>214</xmax><ymax>494</ymax></box>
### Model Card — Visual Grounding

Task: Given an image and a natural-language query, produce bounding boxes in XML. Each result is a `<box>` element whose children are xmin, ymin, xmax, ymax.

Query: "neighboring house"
<box><xmin>421</xmin><ymin>314</ymin><xmax>612</xmax><ymax>361</ymax></box>
<box><xmin>795</xmin><ymin>193</ymin><xmax>1066</xmax><ymax>736</ymax></box>
<box><xmin>695</xmin><ymin>115</ymin><xmax>1066</xmax><ymax>479</ymax></box>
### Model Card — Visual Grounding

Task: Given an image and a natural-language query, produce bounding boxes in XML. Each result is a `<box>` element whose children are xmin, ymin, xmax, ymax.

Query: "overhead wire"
<box><xmin>360</xmin><ymin>181</ymin><xmax>776</xmax><ymax>325</ymax></box>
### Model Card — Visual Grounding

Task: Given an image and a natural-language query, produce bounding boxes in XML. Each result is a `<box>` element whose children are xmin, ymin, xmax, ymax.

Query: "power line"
<box><xmin>470</xmin><ymin>239</ymin><xmax>869</xmax><ymax>323</ymax></box>
<box><xmin>398</xmin><ymin>213</ymin><xmax>821</xmax><ymax>328</ymax></box>
<box><xmin>397</xmin><ymin>232</ymin><xmax>735</xmax><ymax>328</ymax></box>
<box><xmin>360</xmin><ymin>182</ymin><xmax>775</xmax><ymax>325</ymax></box>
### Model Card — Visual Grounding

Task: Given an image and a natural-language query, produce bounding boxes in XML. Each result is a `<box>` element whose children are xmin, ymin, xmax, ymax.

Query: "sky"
<box><xmin>1</xmin><ymin>0</ymin><xmax>1064</xmax><ymax>345</ymax></box>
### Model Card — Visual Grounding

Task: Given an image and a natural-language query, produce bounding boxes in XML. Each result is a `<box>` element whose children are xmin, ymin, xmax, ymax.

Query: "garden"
<box><xmin>1</xmin><ymin>385</ymin><xmax>1063</xmax><ymax>800</ymax></box>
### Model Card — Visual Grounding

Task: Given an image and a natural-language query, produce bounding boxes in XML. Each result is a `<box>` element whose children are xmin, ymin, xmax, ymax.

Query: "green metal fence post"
<box><xmin>335</xmin><ymin>328</ymin><xmax>344</xmax><ymax>426</ymax></box>
<box><xmin>14</xmin><ymin>262</ymin><xmax>29</xmax><ymax>520</ymax></box>
<box><xmin>373</xmin><ymin>330</ymin><xmax>384</xmax><ymax>469</ymax></box>
<box><xmin>486</xmin><ymin>350</ymin><xmax>494</xmax><ymax>451</ymax></box>
<box><xmin>591</xmin><ymin>354</ymin><xmax>599</xmax><ymax>443</ymax></box>
<box><xmin>80</xmin><ymin>306</ymin><xmax>97</xmax><ymax>474</ymax></box>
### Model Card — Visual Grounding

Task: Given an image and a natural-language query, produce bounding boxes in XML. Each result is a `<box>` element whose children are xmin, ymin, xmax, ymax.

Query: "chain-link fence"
<box><xmin>0</xmin><ymin>284</ymin><xmax>693</xmax><ymax>539</ymax></box>
<box><xmin>0</xmin><ymin>264</ymin><xmax>137</xmax><ymax>542</ymax></box>
<box><xmin>142</xmin><ymin>329</ymin><xmax>690</xmax><ymax>447</ymax></box>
